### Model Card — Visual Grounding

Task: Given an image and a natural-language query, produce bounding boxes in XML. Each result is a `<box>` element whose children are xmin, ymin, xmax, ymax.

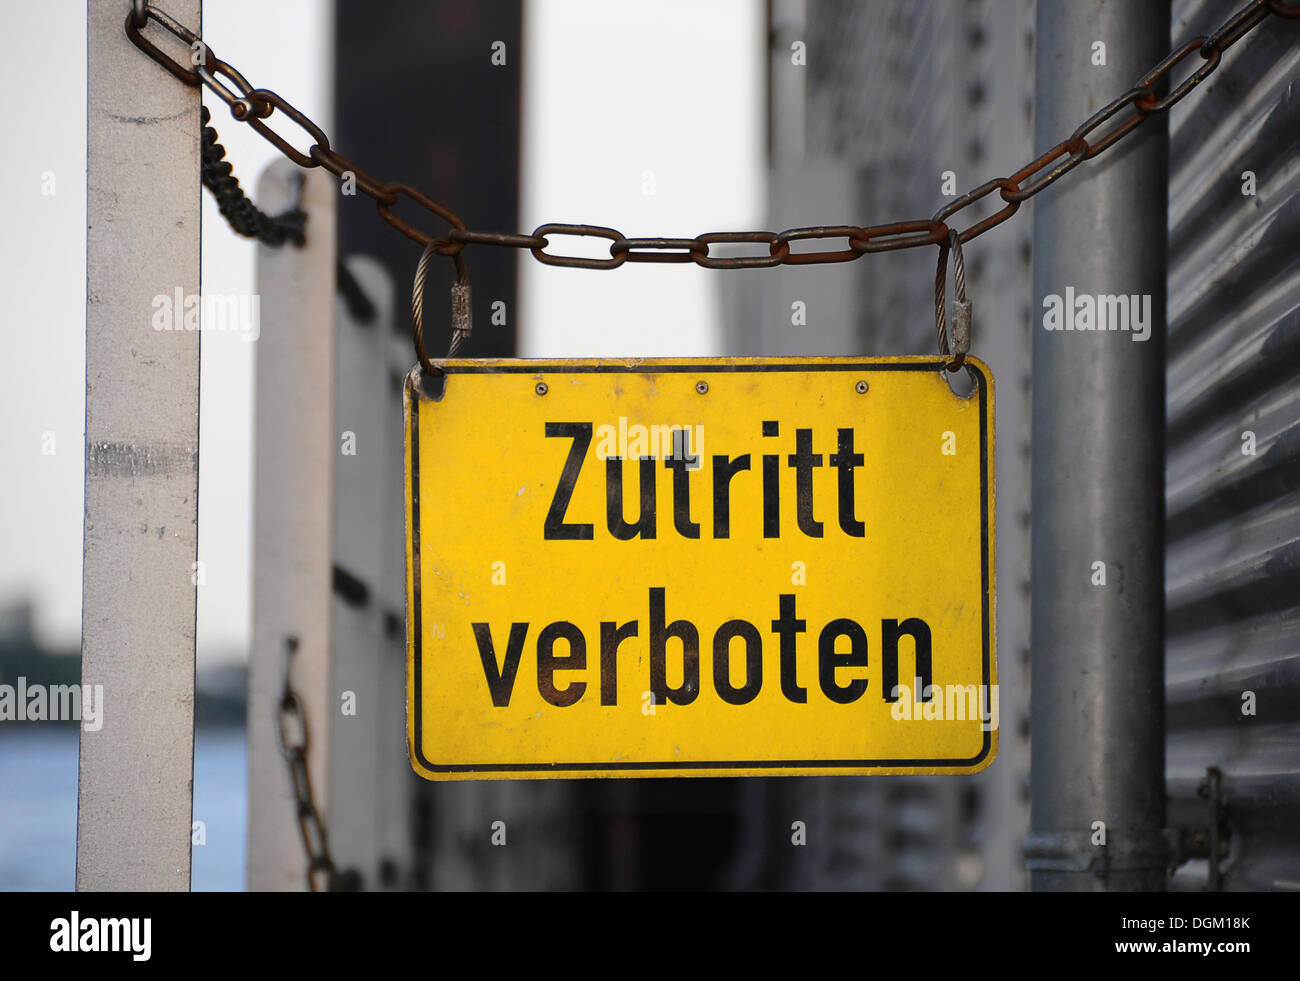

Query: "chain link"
<box><xmin>127</xmin><ymin>0</ymin><xmax>1295</xmax><ymax>272</ymax></box>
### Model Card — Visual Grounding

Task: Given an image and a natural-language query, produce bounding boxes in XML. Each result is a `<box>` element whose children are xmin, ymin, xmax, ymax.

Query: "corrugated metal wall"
<box><xmin>1165</xmin><ymin>0</ymin><xmax>1300</xmax><ymax>892</ymax></box>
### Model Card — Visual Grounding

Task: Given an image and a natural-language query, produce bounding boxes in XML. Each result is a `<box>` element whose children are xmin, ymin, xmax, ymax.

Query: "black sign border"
<box><xmin>407</xmin><ymin>359</ymin><xmax>993</xmax><ymax>775</ymax></box>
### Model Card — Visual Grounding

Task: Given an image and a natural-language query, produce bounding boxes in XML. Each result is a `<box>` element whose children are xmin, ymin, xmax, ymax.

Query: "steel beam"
<box><xmin>247</xmin><ymin>162</ymin><xmax>338</xmax><ymax>891</ymax></box>
<box><xmin>1028</xmin><ymin>0</ymin><xmax>1170</xmax><ymax>891</ymax></box>
<box><xmin>78</xmin><ymin>0</ymin><xmax>203</xmax><ymax>891</ymax></box>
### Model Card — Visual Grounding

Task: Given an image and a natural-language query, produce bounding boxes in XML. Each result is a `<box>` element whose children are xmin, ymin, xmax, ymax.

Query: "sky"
<box><xmin>0</xmin><ymin>0</ymin><xmax>763</xmax><ymax>665</ymax></box>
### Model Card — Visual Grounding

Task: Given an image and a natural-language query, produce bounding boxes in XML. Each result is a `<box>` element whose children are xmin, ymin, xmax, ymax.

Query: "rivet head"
<box><xmin>855</xmin><ymin>380</ymin><xmax>869</xmax><ymax>394</ymax></box>
<box><xmin>696</xmin><ymin>381</ymin><xmax>709</xmax><ymax>395</ymax></box>
<box><xmin>535</xmin><ymin>382</ymin><xmax>548</xmax><ymax>396</ymax></box>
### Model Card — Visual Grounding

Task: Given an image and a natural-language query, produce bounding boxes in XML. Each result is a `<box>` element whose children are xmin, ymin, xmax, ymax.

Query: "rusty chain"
<box><xmin>276</xmin><ymin>635</ymin><xmax>337</xmax><ymax>893</ymax></box>
<box><xmin>127</xmin><ymin>0</ymin><xmax>1299</xmax><ymax>370</ymax></box>
<box><xmin>127</xmin><ymin>0</ymin><xmax>1299</xmax><ymax>265</ymax></box>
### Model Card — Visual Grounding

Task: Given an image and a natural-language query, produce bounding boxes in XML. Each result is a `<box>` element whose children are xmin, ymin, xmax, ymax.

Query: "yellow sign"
<box><xmin>404</xmin><ymin>357</ymin><xmax>995</xmax><ymax>779</ymax></box>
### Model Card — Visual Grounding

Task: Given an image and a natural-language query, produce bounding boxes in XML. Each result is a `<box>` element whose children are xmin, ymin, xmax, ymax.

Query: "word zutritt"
<box><xmin>544</xmin><ymin>421</ymin><xmax>870</xmax><ymax>540</ymax></box>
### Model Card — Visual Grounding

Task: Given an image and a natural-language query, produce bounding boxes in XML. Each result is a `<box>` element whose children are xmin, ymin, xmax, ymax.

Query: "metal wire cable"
<box><xmin>935</xmin><ymin>229</ymin><xmax>971</xmax><ymax>372</ymax></box>
<box><xmin>412</xmin><ymin>242</ymin><xmax>471</xmax><ymax>376</ymax></box>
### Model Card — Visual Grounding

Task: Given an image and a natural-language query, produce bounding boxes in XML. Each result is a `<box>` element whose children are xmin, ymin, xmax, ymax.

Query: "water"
<box><xmin>0</xmin><ymin>725</ymin><xmax>246</xmax><ymax>891</ymax></box>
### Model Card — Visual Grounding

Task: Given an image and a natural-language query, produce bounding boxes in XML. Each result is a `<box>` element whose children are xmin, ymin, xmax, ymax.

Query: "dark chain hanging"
<box><xmin>276</xmin><ymin>635</ymin><xmax>360</xmax><ymax>892</ymax></box>
<box><xmin>200</xmin><ymin>105</ymin><xmax>306</xmax><ymax>247</ymax></box>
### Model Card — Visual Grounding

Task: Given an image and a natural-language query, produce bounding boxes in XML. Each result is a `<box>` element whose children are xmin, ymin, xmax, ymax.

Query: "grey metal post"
<box><xmin>248</xmin><ymin>162</ymin><xmax>337</xmax><ymax>890</ymax></box>
<box><xmin>768</xmin><ymin>0</ymin><xmax>806</xmax><ymax>169</ymax></box>
<box><xmin>1028</xmin><ymin>0</ymin><xmax>1169</xmax><ymax>890</ymax></box>
<box><xmin>330</xmin><ymin>254</ymin><xmax>412</xmax><ymax>888</ymax></box>
<box><xmin>77</xmin><ymin>0</ymin><xmax>202</xmax><ymax>891</ymax></box>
